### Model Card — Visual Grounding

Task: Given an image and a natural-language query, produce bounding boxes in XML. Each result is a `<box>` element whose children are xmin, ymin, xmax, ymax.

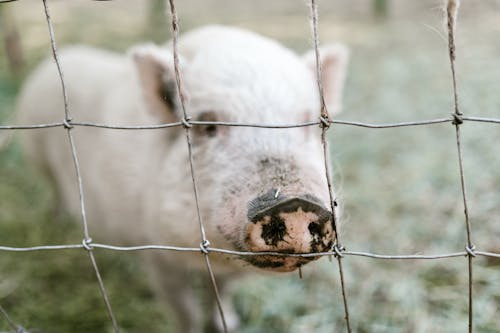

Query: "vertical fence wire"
<box><xmin>444</xmin><ymin>1</ymin><xmax>475</xmax><ymax>332</ymax></box>
<box><xmin>0</xmin><ymin>305</ymin><xmax>25</xmax><ymax>333</ymax></box>
<box><xmin>308</xmin><ymin>1</ymin><xmax>352</xmax><ymax>332</ymax></box>
<box><xmin>165</xmin><ymin>0</ymin><xmax>227</xmax><ymax>331</ymax></box>
<box><xmin>40</xmin><ymin>1</ymin><xmax>120</xmax><ymax>332</ymax></box>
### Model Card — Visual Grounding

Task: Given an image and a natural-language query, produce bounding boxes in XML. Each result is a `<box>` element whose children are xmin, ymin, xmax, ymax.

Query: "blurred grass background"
<box><xmin>0</xmin><ymin>0</ymin><xmax>499</xmax><ymax>332</ymax></box>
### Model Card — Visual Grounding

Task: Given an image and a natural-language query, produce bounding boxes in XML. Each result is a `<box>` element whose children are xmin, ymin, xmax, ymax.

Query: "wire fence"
<box><xmin>0</xmin><ymin>0</ymin><xmax>499</xmax><ymax>332</ymax></box>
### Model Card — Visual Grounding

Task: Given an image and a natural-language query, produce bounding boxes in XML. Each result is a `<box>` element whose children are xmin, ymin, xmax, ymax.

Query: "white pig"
<box><xmin>17</xmin><ymin>25</ymin><xmax>349</xmax><ymax>332</ymax></box>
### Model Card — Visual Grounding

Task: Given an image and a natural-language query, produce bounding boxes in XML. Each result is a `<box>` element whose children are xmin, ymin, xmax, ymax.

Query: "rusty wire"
<box><xmin>0</xmin><ymin>0</ymin><xmax>499</xmax><ymax>332</ymax></box>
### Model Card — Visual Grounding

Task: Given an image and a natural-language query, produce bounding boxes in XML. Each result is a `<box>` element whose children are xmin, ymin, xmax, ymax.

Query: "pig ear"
<box><xmin>130</xmin><ymin>44</ymin><xmax>181</xmax><ymax>122</ymax></box>
<box><xmin>303</xmin><ymin>43</ymin><xmax>349</xmax><ymax>115</ymax></box>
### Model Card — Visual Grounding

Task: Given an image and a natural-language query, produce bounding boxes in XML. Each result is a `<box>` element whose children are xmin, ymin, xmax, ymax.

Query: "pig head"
<box><xmin>132</xmin><ymin>26</ymin><xmax>349</xmax><ymax>272</ymax></box>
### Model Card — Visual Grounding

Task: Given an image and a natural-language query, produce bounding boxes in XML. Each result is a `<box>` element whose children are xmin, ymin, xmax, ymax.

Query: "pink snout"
<box><xmin>245</xmin><ymin>192</ymin><xmax>335</xmax><ymax>272</ymax></box>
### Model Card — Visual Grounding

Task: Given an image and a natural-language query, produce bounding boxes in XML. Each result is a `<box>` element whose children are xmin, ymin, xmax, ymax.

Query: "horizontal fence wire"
<box><xmin>1</xmin><ymin>242</ymin><xmax>499</xmax><ymax>260</ymax></box>
<box><xmin>1</xmin><ymin>0</ymin><xmax>500</xmax><ymax>332</ymax></box>
<box><xmin>1</xmin><ymin>116</ymin><xmax>500</xmax><ymax>131</ymax></box>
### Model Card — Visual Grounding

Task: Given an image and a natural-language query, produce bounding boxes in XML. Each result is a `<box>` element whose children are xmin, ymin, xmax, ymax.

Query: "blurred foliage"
<box><xmin>1</xmin><ymin>1</ymin><xmax>499</xmax><ymax>332</ymax></box>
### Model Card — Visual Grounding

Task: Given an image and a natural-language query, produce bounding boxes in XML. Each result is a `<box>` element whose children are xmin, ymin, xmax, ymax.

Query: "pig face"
<box><xmin>132</xmin><ymin>27</ymin><xmax>349</xmax><ymax>272</ymax></box>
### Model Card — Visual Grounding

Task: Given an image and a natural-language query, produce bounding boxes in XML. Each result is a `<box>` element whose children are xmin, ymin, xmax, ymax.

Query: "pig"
<box><xmin>17</xmin><ymin>25</ymin><xmax>349</xmax><ymax>332</ymax></box>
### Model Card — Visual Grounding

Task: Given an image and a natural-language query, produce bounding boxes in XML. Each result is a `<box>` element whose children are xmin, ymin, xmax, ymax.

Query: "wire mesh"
<box><xmin>0</xmin><ymin>0</ymin><xmax>499</xmax><ymax>332</ymax></box>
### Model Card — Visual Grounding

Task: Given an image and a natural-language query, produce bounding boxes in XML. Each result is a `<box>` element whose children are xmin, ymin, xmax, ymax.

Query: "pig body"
<box><xmin>17</xmin><ymin>26</ymin><xmax>348</xmax><ymax>332</ymax></box>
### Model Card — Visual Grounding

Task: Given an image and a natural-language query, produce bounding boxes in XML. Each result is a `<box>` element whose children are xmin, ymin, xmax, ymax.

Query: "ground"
<box><xmin>0</xmin><ymin>1</ymin><xmax>499</xmax><ymax>332</ymax></box>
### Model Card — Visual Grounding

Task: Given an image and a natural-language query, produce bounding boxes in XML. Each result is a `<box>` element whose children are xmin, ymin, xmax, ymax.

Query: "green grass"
<box><xmin>1</xmin><ymin>1</ymin><xmax>500</xmax><ymax>332</ymax></box>
<box><xmin>0</xmin><ymin>142</ymin><xmax>172</xmax><ymax>333</ymax></box>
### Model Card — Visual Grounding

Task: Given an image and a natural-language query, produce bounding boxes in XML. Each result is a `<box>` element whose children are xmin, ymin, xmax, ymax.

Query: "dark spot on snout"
<box><xmin>308</xmin><ymin>222</ymin><xmax>322</xmax><ymax>237</ymax></box>
<box><xmin>309</xmin><ymin>222</ymin><xmax>330</xmax><ymax>252</ymax></box>
<box><xmin>261</xmin><ymin>214</ymin><xmax>287</xmax><ymax>246</ymax></box>
<box><xmin>246</xmin><ymin>258</ymin><xmax>285</xmax><ymax>269</ymax></box>
<box><xmin>244</xmin><ymin>254</ymin><xmax>316</xmax><ymax>270</ymax></box>
<box><xmin>243</xmin><ymin>255</ymin><xmax>316</xmax><ymax>270</ymax></box>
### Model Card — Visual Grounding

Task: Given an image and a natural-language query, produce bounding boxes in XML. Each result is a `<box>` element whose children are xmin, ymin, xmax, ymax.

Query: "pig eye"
<box><xmin>195</xmin><ymin>111</ymin><xmax>219</xmax><ymax>138</ymax></box>
<box><xmin>203</xmin><ymin>124</ymin><xmax>218</xmax><ymax>137</ymax></box>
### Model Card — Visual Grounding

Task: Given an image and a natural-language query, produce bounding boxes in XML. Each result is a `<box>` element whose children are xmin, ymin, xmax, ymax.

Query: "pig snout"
<box><xmin>244</xmin><ymin>190</ymin><xmax>335</xmax><ymax>272</ymax></box>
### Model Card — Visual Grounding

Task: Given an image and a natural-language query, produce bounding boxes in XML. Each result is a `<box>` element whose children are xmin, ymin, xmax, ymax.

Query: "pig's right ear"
<box><xmin>303</xmin><ymin>43</ymin><xmax>349</xmax><ymax>115</ymax></box>
<box><xmin>130</xmin><ymin>44</ymin><xmax>181</xmax><ymax>123</ymax></box>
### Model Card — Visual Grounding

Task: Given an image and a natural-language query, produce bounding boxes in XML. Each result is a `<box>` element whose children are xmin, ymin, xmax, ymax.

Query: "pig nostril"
<box><xmin>308</xmin><ymin>222</ymin><xmax>323</xmax><ymax>247</ymax></box>
<box><xmin>261</xmin><ymin>215</ymin><xmax>287</xmax><ymax>246</ymax></box>
<box><xmin>308</xmin><ymin>222</ymin><xmax>321</xmax><ymax>236</ymax></box>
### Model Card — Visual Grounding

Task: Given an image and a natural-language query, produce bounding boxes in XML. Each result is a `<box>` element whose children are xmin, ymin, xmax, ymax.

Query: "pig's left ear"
<box><xmin>129</xmin><ymin>44</ymin><xmax>182</xmax><ymax>123</ymax></box>
<box><xmin>303</xmin><ymin>43</ymin><xmax>349</xmax><ymax>115</ymax></box>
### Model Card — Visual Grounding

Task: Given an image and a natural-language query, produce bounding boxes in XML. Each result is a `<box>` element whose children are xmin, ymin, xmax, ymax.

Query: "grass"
<box><xmin>1</xmin><ymin>1</ymin><xmax>499</xmax><ymax>332</ymax></box>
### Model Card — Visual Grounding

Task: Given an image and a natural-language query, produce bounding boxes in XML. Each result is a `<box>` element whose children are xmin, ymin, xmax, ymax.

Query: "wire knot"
<box><xmin>452</xmin><ymin>113</ymin><xmax>463</xmax><ymax>125</ymax></box>
<box><xmin>82</xmin><ymin>237</ymin><xmax>93</xmax><ymax>251</ymax></box>
<box><xmin>63</xmin><ymin>117</ymin><xmax>73</xmax><ymax>129</ymax></box>
<box><xmin>200</xmin><ymin>239</ymin><xmax>210</xmax><ymax>254</ymax></box>
<box><xmin>319</xmin><ymin>115</ymin><xmax>331</xmax><ymax>129</ymax></box>
<box><xmin>465</xmin><ymin>244</ymin><xmax>476</xmax><ymax>257</ymax></box>
<box><xmin>333</xmin><ymin>244</ymin><xmax>345</xmax><ymax>258</ymax></box>
<box><xmin>181</xmin><ymin>116</ymin><xmax>192</xmax><ymax>129</ymax></box>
